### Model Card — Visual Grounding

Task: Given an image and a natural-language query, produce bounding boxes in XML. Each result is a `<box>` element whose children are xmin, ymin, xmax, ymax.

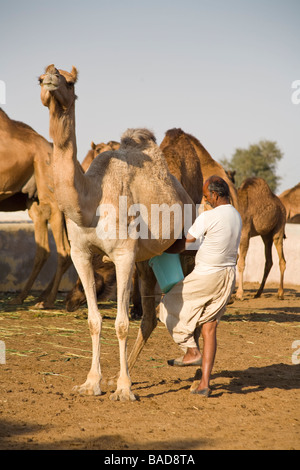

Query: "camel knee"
<box><xmin>279</xmin><ymin>258</ymin><xmax>286</xmax><ymax>274</ymax></box>
<box><xmin>57</xmin><ymin>252</ymin><xmax>72</xmax><ymax>270</ymax></box>
<box><xmin>35</xmin><ymin>247</ymin><xmax>51</xmax><ymax>265</ymax></box>
<box><xmin>115</xmin><ymin>318</ymin><xmax>129</xmax><ymax>340</ymax></box>
<box><xmin>237</xmin><ymin>257</ymin><xmax>246</xmax><ymax>273</ymax></box>
<box><xmin>88</xmin><ymin>316</ymin><xmax>102</xmax><ymax>336</ymax></box>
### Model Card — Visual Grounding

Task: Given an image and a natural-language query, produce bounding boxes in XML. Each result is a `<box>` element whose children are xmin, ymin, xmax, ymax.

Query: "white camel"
<box><xmin>39</xmin><ymin>64</ymin><xmax>193</xmax><ymax>402</ymax></box>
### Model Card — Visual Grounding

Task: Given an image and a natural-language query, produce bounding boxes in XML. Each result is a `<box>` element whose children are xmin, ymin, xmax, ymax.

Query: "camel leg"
<box><xmin>255</xmin><ymin>235</ymin><xmax>273</xmax><ymax>298</ymax></box>
<box><xmin>273</xmin><ymin>234</ymin><xmax>286</xmax><ymax>300</ymax></box>
<box><xmin>128</xmin><ymin>261</ymin><xmax>157</xmax><ymax>373</ymax></box>
<box><xmin>236</xmin><ymin>231</ymin><xmax>250</xmax><ymax>301</ymax></box>
<box><xmin>110</xmin><ymin>252</ymin><xmax>136</xmax><ymax>402</ymax></box>
<box><xmin>35</xmin><ymin>211</ymin><xmax>71</xmax><ymax>308</ymax></box>
<box><xmin>130</xmin><ymin>267</ymin><xmax>143</xmax><ymax>320</ymax></box>
<box><xmin>9</xmin><ymin>203</ymin><xmax>50</xmax><ymax>305</ymax></box>
<box><xmin>71</xmin><ymin>246</ymin><xmax>102</xmax><ymax>396</ymax></box>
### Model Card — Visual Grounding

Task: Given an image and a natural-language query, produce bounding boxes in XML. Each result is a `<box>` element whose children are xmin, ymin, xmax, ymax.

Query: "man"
<box><xmin>159</xmin><ymin>175</ymin><xmax>242</xmax><ymax>397</ymax></box>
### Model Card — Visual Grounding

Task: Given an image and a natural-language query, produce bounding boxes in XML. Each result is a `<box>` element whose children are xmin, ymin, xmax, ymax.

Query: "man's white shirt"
<box><xmin>188</xmin><ymin>204</ymin><xmax>242</xmax><ymax>275</ymax></box>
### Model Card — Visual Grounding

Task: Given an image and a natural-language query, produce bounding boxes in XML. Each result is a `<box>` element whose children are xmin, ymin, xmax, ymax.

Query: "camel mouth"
<box><xmin>43</xmin><ymin>82</ymin><xmax>59</xmax><ymax>91</ymax></box>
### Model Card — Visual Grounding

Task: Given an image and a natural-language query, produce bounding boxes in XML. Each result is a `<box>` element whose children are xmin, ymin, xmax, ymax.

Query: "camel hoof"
<box><xmin>235</xmin><ymin>293</ymin><xmax>244</xmax><ymax>301</ymax></box>
<box><xmin>109</xmin><ymin>389</ymin><xmax>136</xmax><ymax>402</ymax></box>
<box><xmin>73</xmin><ymin>383</ymin><xmax>101</xmax><ymax>396</ymax></box>
<box><xmin>34</xmin><ymin>301</ymin><xmax>54</xmax><ymax>309</ymax></box>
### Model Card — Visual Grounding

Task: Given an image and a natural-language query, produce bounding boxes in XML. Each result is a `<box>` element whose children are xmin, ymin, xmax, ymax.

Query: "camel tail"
<box><xmin>120</xmin><ymin>128</ymin><xmax>156</xmax><ymax>147</ymax></box>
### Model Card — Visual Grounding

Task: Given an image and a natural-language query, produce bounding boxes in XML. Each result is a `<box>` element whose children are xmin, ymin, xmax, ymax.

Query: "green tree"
<box><xmin>220</xmin><ymin>140</ymin><xmax>283</xmax><ymax>192</ymax></box>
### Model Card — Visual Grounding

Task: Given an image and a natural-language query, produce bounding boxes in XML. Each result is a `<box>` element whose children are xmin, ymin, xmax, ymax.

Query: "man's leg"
<box><xmin>193</xmin><ymin>320</ymin><xmax>217</xmax><ymax>393</ymax></box>
<box><xmin>178</xmin><ymin>325</ymin><xmax>203</xmax><ymax>363</ymax></box>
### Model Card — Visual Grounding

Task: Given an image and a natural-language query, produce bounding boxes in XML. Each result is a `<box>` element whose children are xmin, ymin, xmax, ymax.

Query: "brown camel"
<box><xmin>225</xmin><ymin>170</ymin><xmax>236</xmax><ymax>184</ymax></box>
<box><xmin>0</xmin><ymin>108</ymin><xmax>71</xmax><ymax>307</ymax></box>
<box><xmin>160</xmin><ymin>128</ymin><xmax>204</xmax><ymax>205</ymax></box>
<box><xmin>235</xmin><ymin>177</ymin><xmax>286</xmax><ymax>300</ymax></box>
<box><xmin>160</xmin><ymin>128</ymin><xmax>239</xmax><ymax>210</ymax></box>
<box><xmin>0</xmin><ymin>109</ymin><xmax>35</xmax><ymax>204</ymax></box>
<box><xmin>81</xmin><ymin>140</ymin><xmax>120</xmax><ymax>171</ymax></box>
<box><xmin>39</xmin><ymin>64</ymin><xmax>194</xmax><ymax>401</ymax></box>
<box><xmin>65</xmin><ymin>254</ymin><xmax>116</xmax><ymax>311</ymax></box>
<box><xmin>279</xmin><ymin>182</ymin><xmax>300</xmax><ymax>223</ymax></box>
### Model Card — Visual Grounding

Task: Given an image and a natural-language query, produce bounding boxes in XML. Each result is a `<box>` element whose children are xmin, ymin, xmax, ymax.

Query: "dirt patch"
<box><xmin>0</xmin><ymin>282</ymin><xmax>299</xmax><ymax>450</ymax></box>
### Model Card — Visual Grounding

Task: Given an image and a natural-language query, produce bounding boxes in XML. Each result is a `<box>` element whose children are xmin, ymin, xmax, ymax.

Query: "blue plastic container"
<box><xmin>149</xmin><ymin>252</ymin><xmax>184</xmax><ymax>293</ymax></box>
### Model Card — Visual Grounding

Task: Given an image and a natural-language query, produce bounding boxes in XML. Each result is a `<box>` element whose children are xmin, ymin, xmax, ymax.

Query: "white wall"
<box><xmin>237</xmin><ymin>223</ymin><xmax>300</xmax><ymax>286</ymax></box>
<box><xmin>0</xmin><ymin>212</ymin><xmax>299</xmax><ymax>293</ymax></box>
<box><xmin>0</xmin><ymin>220</ymin><xmax>76</xmax><ymax>292</ymax></box>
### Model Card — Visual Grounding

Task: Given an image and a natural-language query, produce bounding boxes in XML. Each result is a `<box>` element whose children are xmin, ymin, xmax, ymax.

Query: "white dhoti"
<box><xmin>159</xmin><ymin>266</ymin><xmax>236</xmax><ymax>351</ymax></box>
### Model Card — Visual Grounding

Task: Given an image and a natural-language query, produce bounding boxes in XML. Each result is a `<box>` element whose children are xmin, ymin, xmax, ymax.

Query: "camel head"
<box><xmin>91</xmin><ymin>141</ymin><xmax>110</xmax><ymax>155</ymax></box>
<box><xmin>39</xmin><ymin>64</ymin><xmax>78</xmax><ymax>109</ymax></box>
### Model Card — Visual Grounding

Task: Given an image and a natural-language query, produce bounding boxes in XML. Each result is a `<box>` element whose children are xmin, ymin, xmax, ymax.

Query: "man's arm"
<box><xmin>165</xmin><ymin>232</ymin><xmax>197</xmax><ymax>254</ymax></box>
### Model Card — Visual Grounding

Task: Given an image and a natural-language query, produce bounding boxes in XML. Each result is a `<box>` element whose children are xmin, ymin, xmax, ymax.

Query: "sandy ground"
<box><xmin>0</xmin><ymin>282</ymin><xmax>299</xmax><ymax>451</ymax></box>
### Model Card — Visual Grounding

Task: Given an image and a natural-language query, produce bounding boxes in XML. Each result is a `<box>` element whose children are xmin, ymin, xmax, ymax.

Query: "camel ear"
<box><xmin>70</xmin><ymin>66</ymin><xmax>78</xmax><ymax>83</ymax></box>
<box><xmin>45</xmin><ymin>64</ymin><xmax>57</xmax><ymax>74</ymax></box>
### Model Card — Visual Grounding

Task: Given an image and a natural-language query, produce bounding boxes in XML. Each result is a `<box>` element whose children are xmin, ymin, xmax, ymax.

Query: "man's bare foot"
<box><xmin>182</xmin><ymin>347</ymin><xmax>202</xmax><ymax>364</ymax></box>
<box><xmin>168</xmin><ymin>347</ymin><xmax>202</xmax><ymax>367</ymax></box>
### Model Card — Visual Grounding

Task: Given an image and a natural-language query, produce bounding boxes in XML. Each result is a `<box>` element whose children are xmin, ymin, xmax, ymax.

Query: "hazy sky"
<box><xmin>1</xmin><ymin>0</ymin><xmax>299</xmax><ymax>193</ymax></box>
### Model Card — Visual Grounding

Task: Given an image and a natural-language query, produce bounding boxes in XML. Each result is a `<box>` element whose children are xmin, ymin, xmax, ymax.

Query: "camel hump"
<box><xmin>240</xmin><ymin>177</ymin><xmax>273</xmax><ymax>195</ymax></box>
<box><xmin>164</xmin><ymin>128</ymin><xmax>185</xmax><ymax>140</ymax></box>
<box><xmin>120</xmin><ymin>128</ymin><xmax>156</xmax><ymax>147</ymax></box>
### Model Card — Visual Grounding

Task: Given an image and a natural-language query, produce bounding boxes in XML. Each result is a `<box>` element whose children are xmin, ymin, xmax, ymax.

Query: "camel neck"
<box><xmin>48</xmin><ymin>99</ymin><xmax>95</xmax><ymax>226</ymax></box>
<box><xmin>199</xmin><ymin>148</ymin><xmax>215</xmax><ymax>166</ymax></box>
<box><xmin>49</xmin><ymin>99</ymin><xmax>77</xmax><ymax>152</ymax></box>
